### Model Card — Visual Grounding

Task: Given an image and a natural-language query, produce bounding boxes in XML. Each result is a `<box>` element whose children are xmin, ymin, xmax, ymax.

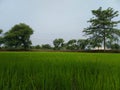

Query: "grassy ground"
<box><xmin>0</xmin><ymin>52</ymin><xmax>120</xmax><ymax>90</ymax></box>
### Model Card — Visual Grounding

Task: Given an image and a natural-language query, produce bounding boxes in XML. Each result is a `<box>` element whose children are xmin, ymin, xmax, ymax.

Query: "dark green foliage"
<box><xmin>66</xmin><ymin>39</ymin><xmax>77</xmax><ymax>50</ymax></box>
<box><xmin>111</xmin><ymin>43</ymin><xmax>120</xmax><ymax>50</ymax></box>
<box><xmin>0</xmin><ymin>29</ymin><xmax>3</xmax><ymax>48</ymax></box>
<box><xmin>4</xmin><ymin>23</ymin><xmax>33</xmax><ymax>50</ymax></box>
<box><xmin>53</xmin><ymin>38</ymin><xmax>64</xmax><ymax>50</ymax></box>
<box><xmin>0</xmin><ymin>29</ymin><xmax>3</xmax><ymax>34</ymax></box>
<box><xmin>83</xmin><ymin>7</ymin><xmax>120</xmax><ymax>50</ymax></box>
<box><xmin>35</xmin><ymin>45</ymin><xmax>41</xmax><ymax>49</ymax></box>
<box><xmin>0</xmin><ymin>37</ymin><xmax>4</xmax><ymax>47</ymax></box>
<box><xmin>41</xmin><ymin>44</ymin><xmax>52</xmax><ymax>49</ymax></box>
<box><xmin>77</xmin><ymin>39</ymin><xmax>88</xmax><ymax>50</ymax></box>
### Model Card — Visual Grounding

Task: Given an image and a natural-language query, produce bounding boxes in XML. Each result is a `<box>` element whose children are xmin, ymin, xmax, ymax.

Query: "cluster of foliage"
<box><xmin>32</xmin><ymin>44</ymin><xmax>52</xmax><ymax>50</ymax></box>
<box><xmin>53</xmin><ymin>38</ymin><xmax>87</xmax><ymax>50</ymax></box>
<box><xmin>0</xmin><ymin>23</ymin><xmax>33</xmax><ymax>50</ymax></box>
<box><xmin>33</xmin><ymin>38</ymin><xmax>120</xmax><ymax>51</ymax></box>
<box><xmin>32</xmin><ymin>38</ymin><xmax>89</xmax><ymax>50</ymax></box>
<box><xmin>0</xmin><ymin>29</ymin><xmax>4</xmax><ymax>48</ymax></box>
<box><xmin>83</xmin><ymin>7</ymin><xmax>120</xmax><ymax>51</ymax></box>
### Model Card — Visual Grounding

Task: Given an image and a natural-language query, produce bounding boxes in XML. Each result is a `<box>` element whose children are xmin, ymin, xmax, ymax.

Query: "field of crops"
<box><xmin>0</xmin><ymin>52</ymin><xmax>120</xmax><ymax>90</ymax></box>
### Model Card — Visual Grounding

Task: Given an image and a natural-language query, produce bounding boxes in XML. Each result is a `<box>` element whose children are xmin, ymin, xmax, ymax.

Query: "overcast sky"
<box><xmin>0</xmin><ymin>0</ymin><xmax>120</xmax><ymax>45</ymax></box>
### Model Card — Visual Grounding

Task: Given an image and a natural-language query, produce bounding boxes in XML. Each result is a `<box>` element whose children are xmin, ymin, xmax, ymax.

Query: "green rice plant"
<box><xmin>0</xmin><ymin>52</ymin><xmax>120</xmax><ymax>90</ymax></box>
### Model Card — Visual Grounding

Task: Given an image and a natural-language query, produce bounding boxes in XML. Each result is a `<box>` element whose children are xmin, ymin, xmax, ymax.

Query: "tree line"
<box><xmin>32</xmin><ymin>38</ymin><xmax>120</xmax><ymax>50</ymax></box>
<box><xmin>0</xmin><ymin>7</ymin><xmax>120</xmax><ymax>51</ymax></box>
<box><xmin>32</xmin><ymin>39</ymin><xmax>88</xmax><ymax>50</ymax></box>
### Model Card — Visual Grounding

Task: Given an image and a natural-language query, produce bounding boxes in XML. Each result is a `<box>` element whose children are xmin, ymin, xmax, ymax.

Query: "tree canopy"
<box><xmin>83</xmin><ymin>7</ymin><xmax>120</xmax><ymax>51</ymax></box>
<box><xmin>66</xmin><ymin>39</ymin><xmax>77</xmax><ymax>50</ymax></box>
<box><xmin>53</xmin><ymin>38</ymin><xmax>64</xmax><ymax>50</ymax></box>
<box><xmin>4</xmin><ymin>23</ymin><xmax>33</xmax><ymax>50</ymax></box>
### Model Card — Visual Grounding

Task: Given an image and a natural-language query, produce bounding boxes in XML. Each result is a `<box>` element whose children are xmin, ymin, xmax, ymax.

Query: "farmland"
<box><xmin>0</xmin><ymin>52</ymin><xmax>120</xmax><ymax>90</ymax></box>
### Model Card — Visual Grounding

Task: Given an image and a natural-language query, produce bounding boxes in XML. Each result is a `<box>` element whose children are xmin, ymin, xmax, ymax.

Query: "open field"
<box><xmin>0</xmin><ymin>52</ymin><xmax>120</xmax><ymax>90</ymax></box>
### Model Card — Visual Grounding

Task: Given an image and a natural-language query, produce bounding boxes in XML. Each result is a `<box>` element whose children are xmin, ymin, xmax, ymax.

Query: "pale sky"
<box><xmin>0</xmin><ymin>0</ymin><xmax>120</xmax><ymax>45</ymax></box>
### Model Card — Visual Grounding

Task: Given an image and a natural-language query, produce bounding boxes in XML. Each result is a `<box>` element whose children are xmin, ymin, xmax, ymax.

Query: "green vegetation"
<box><xmin>0</xmin><ymin>52</ymin><xmax>120</xmax><ymax>90</ymax></box>
<box><xmin>53</xmin><ymin>38</ymin><xmax>64</xmax><ymax>50</ymax></box>
<box><xmin>4</xmin><ymin>23</ymin><xmax>33</xmax><ymax>50</ymax></box>
<box><xmin>83</xmin><ymin>7</ymin><xmax>120</xmax><ymax>50</ymax></box>
<box><xmin>0</xmin><ymin>30</ymin><xmax>4</xmax><ymax>48</ymax></box>
<box><xmin>0</xmin><ymin>7</ymin><xmax>120</xmax><ymax>51</ymax></box>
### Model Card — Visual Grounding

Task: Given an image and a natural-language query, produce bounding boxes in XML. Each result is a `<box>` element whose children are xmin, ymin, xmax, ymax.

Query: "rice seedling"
<box><xmin>0</xmin><ymin>52</ymin><xmax>120</xmax><ymax>90</ymax></box>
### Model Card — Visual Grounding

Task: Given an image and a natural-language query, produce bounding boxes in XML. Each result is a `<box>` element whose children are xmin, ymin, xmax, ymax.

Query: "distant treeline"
<box><xmin>0</xmin><ymin>7</ymin><xmax>120</xmax><ymax>51</ymax></box>
<box><xmin>30</xmin><ymin>38</ymin><xmax>120</xmax><ymax>51</ymax></box>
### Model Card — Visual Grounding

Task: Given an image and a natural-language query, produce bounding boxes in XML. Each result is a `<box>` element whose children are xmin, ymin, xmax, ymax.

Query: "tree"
<box><xmin>111</xmin><ymin>43</ymin><xmax>120</xmax><ymax>50</ymax></box>
<box><xmin>4</xmin><ymin>23</ymin><xmax>33</xmax><ymax>50</ymax></box>
<box><xmin>41</xmin><ymin>44</ymin><xmax>52</xmax><ymax>49</ymax></box>
<box><xmin>106</xmin><ymin>39</ymin><xmax>120</xmax><ymax>50</ymax></box>
<box><xmin>77</xmin><ymin>39</ymin><xmax>88</xmax><ymax>50</ymax></box>
<box><xmin>86</xmin><ymin>38</ymin><xmax>102</xmax><ymax>50</ymax></box>
<box><xmin>53</xmin><ymin>38</ymin><xmax>64</xmax><ymax>50</ymax></box>
<box><xmin>83</xmin><ymin>7</ymin><xmax>120</xmax><ymax>51</ymax></box>
<box><xmin>0</xmin><ymin>29</ymin><xmax>3</xmax><ymax>48</ymax></box>
<box><xmin>66</xmin><ymin>39</ymin><xmax>77</xmax><ymax>50</ymax></box>
<box><xmin>0</xmin><ymin>29</ymin><xmax>2</xmax><ymax>34</ymax></box>
<box><xmin>35</xmin><ymin>45</ymin><xmax>41</xmax><ymax>49</ymax></box>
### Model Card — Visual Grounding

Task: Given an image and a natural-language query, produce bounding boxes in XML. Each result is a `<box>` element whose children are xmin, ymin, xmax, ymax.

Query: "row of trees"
<box><xmin>0</xmin><ymin>7</ymin><xmax>120</xmax><ymax>51</ymax></box>
<box><xmin>53</xmin><ymin>38</ymin><xmax>88</xmax><ymax>50</ymax></box>
<box><xmin>32</xmin><ymin>39</ymin><xmax>86</xmax><ymax>50</ymax></box>
<box><xmin>33</xmin><ymin>7</ymin><xmax>120</xmax><ymax>51</ymax></box>
<box><xmin>32</xmin><ymin>38</ymin><xmax>120</xmax><ymax>50</ymax></box>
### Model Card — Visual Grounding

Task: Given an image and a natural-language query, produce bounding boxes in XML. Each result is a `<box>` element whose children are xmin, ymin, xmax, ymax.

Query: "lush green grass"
<box><xmin>0</xmin><ymin>52</ymin><xmax>120</xmax><ymax>90</ymax></box>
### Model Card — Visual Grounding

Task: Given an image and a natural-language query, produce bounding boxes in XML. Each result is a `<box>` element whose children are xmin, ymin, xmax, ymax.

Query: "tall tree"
<box><xmin>83</xmin><ymin>7</ymin><xmax>120</xmax><ymax>51</ymax></box>
<box><xmin>4</xmin><ymin>23</ymin><xmax>33</xmax><ymax>50</ymax></box>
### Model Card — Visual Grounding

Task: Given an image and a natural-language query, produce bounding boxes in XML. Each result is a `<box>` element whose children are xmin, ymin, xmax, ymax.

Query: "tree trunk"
<box><xmin>103</xmin><ymin>28</ymin><xmax>106</xmax><ymax>52</ymax></box>
<box><xmin>103</xmin><ymin>36</ymin><xmax>106</xmax><ymax>52</ymax></box>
